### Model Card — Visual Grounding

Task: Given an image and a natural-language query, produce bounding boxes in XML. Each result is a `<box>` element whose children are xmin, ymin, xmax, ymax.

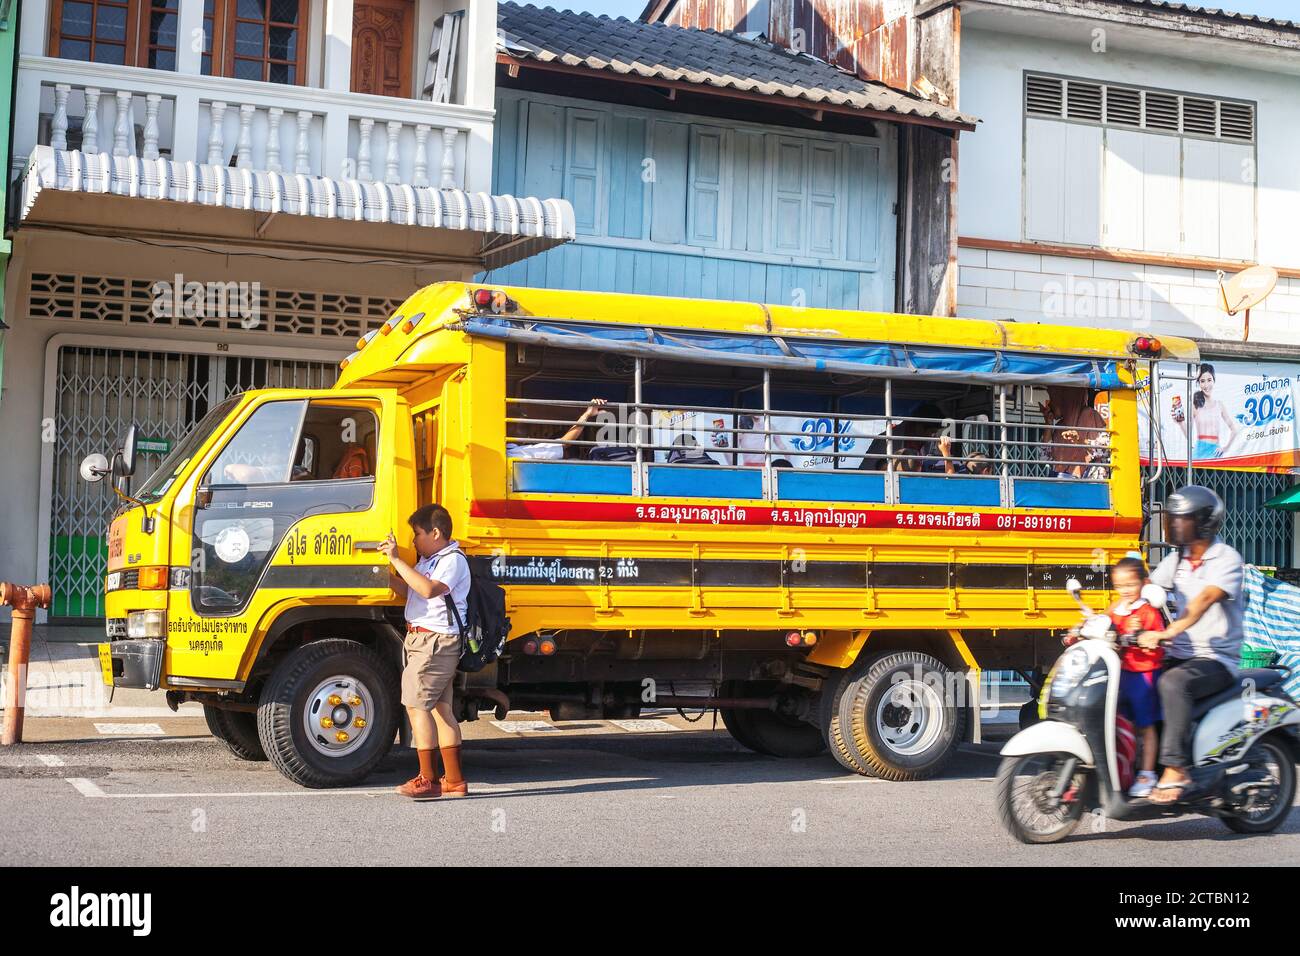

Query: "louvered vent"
<box><xmin>1065</xmin><ymin>81</ymin><xmax>1103</xmax><ymax>122</ymax></box>
<box><xmin>1183</xmin><ymin>97</ymin><xmax>1217</xmax><ymax>136</ymax></box>
<box><xmin>1025</xmin><ymin>74</ymin><xmax>1255</xmax><ymax>144</ymax></box>
<box><xmin>1220</xmin><ymin>101</ymin><xmax>1255</xmax><ymax>141</ymax></box>
<box><xmin>1144</xmin><ymin>91</ymin><xmax>1180</xmax><ymax>131</ymax></box>
<box><xmin>1026</xmin><ymin>74</ymin><xmax>1064</xmax><ymax>116</ymax></box>
<box><xmin>1105</xmin><ymin>86</ymin><xmax>1141</xmax><ymax>127</ymax></box>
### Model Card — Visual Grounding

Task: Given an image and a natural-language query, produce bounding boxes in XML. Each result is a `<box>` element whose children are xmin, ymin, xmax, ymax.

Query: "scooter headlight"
<box><xmin>1049</xmin><ymin>647</ymin><xmax>1091</xmax><ymax>699</ymax></box>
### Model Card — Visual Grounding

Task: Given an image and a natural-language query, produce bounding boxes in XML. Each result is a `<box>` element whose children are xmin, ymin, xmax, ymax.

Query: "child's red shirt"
<box><xmin>1108</xmin><ymin>601</ymin><xmax>1165</xmax><ymax>672</ymax></box>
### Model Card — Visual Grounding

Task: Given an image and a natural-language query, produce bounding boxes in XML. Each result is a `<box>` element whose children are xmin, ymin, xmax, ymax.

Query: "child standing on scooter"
<box><xmin>1109</xmin><ymin>556</ymin><xmax>1167</xmax><ymax>798</ymax></box>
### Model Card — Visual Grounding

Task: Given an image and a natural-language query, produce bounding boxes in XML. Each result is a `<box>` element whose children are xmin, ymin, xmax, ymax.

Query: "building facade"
<box><xmin>2</xmin><ymin>0</ymin><xmax>572</xmax><ymax>630</ymax></box>
<box><xmin>486</xmin><ymin>1</ymin><xmax>973</xmax><ymax>315</ymax></box>
<box><xmin>952</xmin><ymin>0</ymin><xmax>1300</xmax><ymax>566</ymax></box>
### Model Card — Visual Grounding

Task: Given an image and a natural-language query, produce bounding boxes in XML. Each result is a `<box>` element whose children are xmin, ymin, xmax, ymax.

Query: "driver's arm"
<box><xmin>1148</xmin><ymin>585</ymin><xmax>1228</xmax><ymax>643</ymax></box>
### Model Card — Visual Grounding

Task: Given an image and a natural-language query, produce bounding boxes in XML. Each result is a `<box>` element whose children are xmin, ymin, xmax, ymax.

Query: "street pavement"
<box><xmin>3</xmin><ymin>705</ymin><xmax>1298</xmax><ymax>866</ymax></box>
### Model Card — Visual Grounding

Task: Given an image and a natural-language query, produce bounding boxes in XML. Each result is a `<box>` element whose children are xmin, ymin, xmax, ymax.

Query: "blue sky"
<box><xmin>557</xmin><ymin>0</ymin><xmax>1299</xmax><ymax>22</ymax></box>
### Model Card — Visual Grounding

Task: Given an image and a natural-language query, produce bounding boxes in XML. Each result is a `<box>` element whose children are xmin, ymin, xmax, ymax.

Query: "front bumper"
<box><xmin>98</xmin><ymin>638</ymin><xmax>165</xmax><ymax>690</ymax></box>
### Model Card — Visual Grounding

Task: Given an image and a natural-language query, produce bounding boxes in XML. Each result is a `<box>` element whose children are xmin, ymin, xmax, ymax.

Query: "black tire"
<box><xmin>257</xmin><ymin>639</ymin><xmax>400</xmax><ymax>789</ymax></box>
<box><xmin>203</xmin><ymin>703</ymin><xmax>228</xmax><ymax>742</ymax></box>
<box><xmin>837</xmin><ymin>651</ymin><xmax>965</xmax><ymax>781</ymax></box>
<box><xmin>1018</xmin><ymin>699</ymin><xmax>1042</xmax><ymax>731</ymax></box>
<box><xmin>819</xmin><ymin>665</ymin><xmax>876</xmax><ymax>775</ymax></box>
<box><xmin>206</xmin><ymin>705</ymin><xmax>267</xmax><ymax>761</ymax></box>
<box><xmin>1221</xmin><ymin>737</ymin><xmax>1297</xmax><ymax>835</ymax></box>
<box><xmin>720</xmin><ymin>681</ymin><xmax>826</xmax><ymax>758</ymax></box>
<box><xmin>719</xmin><ymin>679</ymin><xmax>766</xmax><ymax>753</ymax></box>
<box><xmin>995</xmin><ymin>753</ymin><xmax>1088</xmax><ymax>844</ymax></box>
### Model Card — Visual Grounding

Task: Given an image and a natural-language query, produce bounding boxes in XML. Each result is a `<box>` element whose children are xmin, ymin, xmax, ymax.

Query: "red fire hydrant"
<box><xmin>2</xmin><ymin>582</ymin><xmax>53</xmax><ymax>746</ymax></box>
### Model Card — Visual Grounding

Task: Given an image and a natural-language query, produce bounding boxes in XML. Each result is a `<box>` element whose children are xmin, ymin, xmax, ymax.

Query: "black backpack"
<box><xmin>443</xmin><ymin>550</ymin><xmax>510</xmax><ymax>673</ymax></box>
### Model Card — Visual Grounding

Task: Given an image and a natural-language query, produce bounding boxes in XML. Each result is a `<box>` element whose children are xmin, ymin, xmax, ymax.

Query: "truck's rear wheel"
<box><xmin>204</xmin><ymin>704</ymin><xmax>266</xmax><ymax>761</ymax></box>
<box><xmin>257</xmin><ymin>639</ymin><xmax>399</xmax><ymax>788</ymax></box>
<box><xmin>836</xmin><ymin>651</ymin><xmax>965</xmax><ymax>781</ymax></box>
<box><xmin>819</xmin><ymin>665</ymin><xmax>875</xmax><ymax>776</ymax></box>
<box><xmin>719</xmin><ymin>681</ymin><xmax>826</xmax><ymax>758</ymax></box>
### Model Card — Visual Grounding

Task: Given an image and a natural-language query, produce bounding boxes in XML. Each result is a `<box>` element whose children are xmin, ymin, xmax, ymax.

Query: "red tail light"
<box><xmin>1132</xmin><ymin>336</ymin><xmax>1162</xmax><ymax>356</ymax></box>
<box><xmin>472</xmin><ymin>288</ymin><xmax>517</xmax><ymax>314</ymax></box>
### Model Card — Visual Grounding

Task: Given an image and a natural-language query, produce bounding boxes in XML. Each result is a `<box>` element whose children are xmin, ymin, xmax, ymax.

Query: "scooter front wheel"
<box><xmin>996</xmin><ymin>753</ymin><xmax>1089</xmax><ymax>844</ymax></box>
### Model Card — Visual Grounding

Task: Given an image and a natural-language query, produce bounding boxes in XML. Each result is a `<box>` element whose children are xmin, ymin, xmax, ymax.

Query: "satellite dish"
<box><xmin>1218</xmin><ymin>264</ymin><xmax>1278</xmax><ymax>342</ymax></box>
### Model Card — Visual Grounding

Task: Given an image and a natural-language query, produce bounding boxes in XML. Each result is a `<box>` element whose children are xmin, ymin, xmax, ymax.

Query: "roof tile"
<box><xmin>497</xmin><ymin>2</ymin><xmax>977</xmax><ymax>129</ymax></box>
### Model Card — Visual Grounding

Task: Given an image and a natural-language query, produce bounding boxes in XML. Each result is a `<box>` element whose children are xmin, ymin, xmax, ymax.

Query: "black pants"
<box><xmin>1157</xmin><ymin>656</ymin><xmax>1234</xmax><ymax>768</ymax></box>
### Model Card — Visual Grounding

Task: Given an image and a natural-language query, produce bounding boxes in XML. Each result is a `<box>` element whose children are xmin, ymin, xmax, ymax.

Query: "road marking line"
<box><xmin>66</xmin><ymin>778</ymin><xmax>106</xmax><ymax>798</ymax></box>
<box><xmin>491</xmin><ymin>720</ymin><xmax>560</xmax><ymax>734</ymax></box>
<box><xmin>94</xmin><ymin>722</ymin><xmax>165</xmax><ymax>735</ymax></box>
<box><xmin>608</xmin><ymin>719</ymin><xmax>678</xmax><ymax>733</ymax></box>
<box><xmin>65</xmin><ymin>785</ymin><xmax>519</xmax><ymax>799</ymax></box>
<box><xmin>36</xmin><ymin>755</ymin><xmax>66</xmax><ymax>767</ymax></box>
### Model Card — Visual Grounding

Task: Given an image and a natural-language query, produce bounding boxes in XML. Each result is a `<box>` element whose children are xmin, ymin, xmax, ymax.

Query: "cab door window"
<box><xmin>204</xmin><ymin>400</ymin><xmax>304</xmax><ymax>485</ymax></box>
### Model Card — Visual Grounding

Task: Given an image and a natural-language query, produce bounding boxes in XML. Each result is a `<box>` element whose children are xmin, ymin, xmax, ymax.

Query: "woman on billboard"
<box><xmin>1189</xmin><ymin>364</ymin><xmax>1240</xmax><ymax>460</ymax></box>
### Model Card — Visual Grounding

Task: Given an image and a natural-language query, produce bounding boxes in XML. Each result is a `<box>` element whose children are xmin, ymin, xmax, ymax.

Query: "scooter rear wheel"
<box><xmin>1221</xmin><ymin>736</ymin><xmax>1296</xmax><ymax>834</ymax></box>
<box><xmin>996</xmin><ymin>753</ymin><xmax>1088</xmax><ymax>844</ymax></box>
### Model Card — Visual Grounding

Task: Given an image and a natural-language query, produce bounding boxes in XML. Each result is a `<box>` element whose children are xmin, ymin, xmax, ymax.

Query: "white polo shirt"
<box><xmin>404</xmin><ymin>540</ymin><xmax>471</xmax><ymax>632</ymax></box>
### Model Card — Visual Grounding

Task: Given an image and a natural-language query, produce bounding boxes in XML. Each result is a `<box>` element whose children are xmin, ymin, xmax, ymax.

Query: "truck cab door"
<box><xmin>182</xmin><ymin>393</ymin><xmax>395</xmax><ymax>635</ymax></box>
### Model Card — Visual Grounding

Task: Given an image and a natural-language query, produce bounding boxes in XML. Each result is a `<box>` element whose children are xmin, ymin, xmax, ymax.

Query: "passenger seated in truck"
<box><xmin>1041</xmin><ymin>387</ymin><xmax>1106</xmax><ymax>478</ymax></box>
<box><xmin>507</xmin><ymin>398</ymin><xmax>608</xmax><ymax>460</ymax></box>
<box><xmin>666</xmin><ymin>434</ymin><xmax>719</xmax><ymax>465</ymax></box>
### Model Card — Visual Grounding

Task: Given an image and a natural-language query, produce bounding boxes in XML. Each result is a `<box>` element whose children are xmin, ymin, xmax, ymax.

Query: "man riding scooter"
<box><xmin>1140</xmin><ymin>485</ymin><xmax>1244</xmax><ymax>804</ymax></box>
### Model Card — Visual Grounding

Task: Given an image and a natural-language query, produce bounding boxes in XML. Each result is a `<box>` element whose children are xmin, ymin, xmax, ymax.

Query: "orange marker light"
<box><xmin>538</xmin><ymin>638</ymin><xmax>557</xmax><ymax>656</ymax></box>
<box><xmin>138</xmin><ymin>566</ymin><xmax>169</xmax><ymax>590</ymax></box>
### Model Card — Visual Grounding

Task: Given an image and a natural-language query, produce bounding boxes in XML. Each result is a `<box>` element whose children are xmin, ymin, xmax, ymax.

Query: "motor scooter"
<box><xmin>996</xmin><ymin>579</ymin><xmax>1300</xmax><ymax>843</ymax></box>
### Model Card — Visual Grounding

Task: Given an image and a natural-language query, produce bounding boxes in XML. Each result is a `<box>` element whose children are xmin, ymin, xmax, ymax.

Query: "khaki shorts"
<box><xmin>401</xmin><ymin>628</ymin><xmax>461</xmax><ymax>710</ymax></box>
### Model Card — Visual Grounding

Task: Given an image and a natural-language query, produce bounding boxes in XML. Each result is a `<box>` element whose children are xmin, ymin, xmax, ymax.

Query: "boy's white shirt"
<box><xmin>404</xmin><ymin>539</ymin><xmax>470</xmax><ymax>632</ymax></box>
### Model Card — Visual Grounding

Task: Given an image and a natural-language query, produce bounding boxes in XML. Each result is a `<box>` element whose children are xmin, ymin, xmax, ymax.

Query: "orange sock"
<box><xmin>439</xmin><ymin>746</ymin><xmax>463</xmax><ymax>785</ymax></box>
<box><xmin>417</xmin><ymin>749</ymin><xmax>438</xmax><ymax>780</ymax></box>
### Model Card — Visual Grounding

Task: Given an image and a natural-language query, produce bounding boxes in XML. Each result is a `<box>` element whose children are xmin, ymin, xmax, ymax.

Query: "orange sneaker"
<box><xmin>438</xmin><ymin>776</ymin><xmax>469</xmax><ymax>798</ymax></box>
<box><xmin>395</xmin><ymin>774</ymin><xmax>441</xmax><ymax>800</ymax></box>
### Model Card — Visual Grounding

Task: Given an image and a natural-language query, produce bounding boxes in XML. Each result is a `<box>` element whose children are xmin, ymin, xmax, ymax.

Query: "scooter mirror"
<box><xmin>1065</xmin><ymin>577</ymin><xmax>1082</xmax><ymax>594</ymax></box>
<box><xmin>80</xmin><ymin>453</ymin><xmax>110</xmax><ymax>483</ymax></box>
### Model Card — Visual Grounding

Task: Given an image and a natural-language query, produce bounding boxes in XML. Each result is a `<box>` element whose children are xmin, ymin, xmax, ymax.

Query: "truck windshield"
<box><xmin>136</xmin><ymin>397</ymin><xmax>242</xmax><ymax>503</ymax></box>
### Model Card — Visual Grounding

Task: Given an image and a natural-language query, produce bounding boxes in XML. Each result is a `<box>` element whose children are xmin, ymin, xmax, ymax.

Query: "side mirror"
<box><xmin>80</xmin><ymin>453</ymin><xmax>110</xmax><ymax>483</ymax></box>
<box><xmin>119</xmin><ymin>424</ymin><xmax>138</xmax><ymax>478</ymax></box>
<box><xmin>1065</xmin><ymin>577</ymin><xmax>1082</xmax><ymax>595</ymax></box>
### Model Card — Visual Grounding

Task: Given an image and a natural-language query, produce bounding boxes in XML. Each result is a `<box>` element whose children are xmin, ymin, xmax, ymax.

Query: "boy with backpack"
<box><xmin>379</xmin><ymin>503</ymin><xmax>471</xmax><ymax>800</ymax></box>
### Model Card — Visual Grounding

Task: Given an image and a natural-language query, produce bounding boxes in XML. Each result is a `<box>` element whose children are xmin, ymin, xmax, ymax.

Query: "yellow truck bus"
<box><xmin>89</xmin><ymin>282</ymin><xmax>1196</xmax><ymax>787</ymax></box>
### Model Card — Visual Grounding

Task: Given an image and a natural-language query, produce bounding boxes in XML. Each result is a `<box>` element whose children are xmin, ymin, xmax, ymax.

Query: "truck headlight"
<box><xmin>127</xmin><ymin>609</ymin><xmax>167</xmax><ymax>639</ymax></box>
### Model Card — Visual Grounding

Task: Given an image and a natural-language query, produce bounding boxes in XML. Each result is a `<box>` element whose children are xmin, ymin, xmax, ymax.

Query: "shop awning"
<box><xmin>1265</xmin><ymin>485</ymin><xmax>1300</xmax><ymax>511</ymax></box>
<box><xmin>19</xmin><ymin>146</ymin><xmax>575</xmax><ymax>271</ymax></box>
<box><xmin>455</xmin><ymin>315</ymin><xmax>1131</xmax><ymax>389</ymax></box>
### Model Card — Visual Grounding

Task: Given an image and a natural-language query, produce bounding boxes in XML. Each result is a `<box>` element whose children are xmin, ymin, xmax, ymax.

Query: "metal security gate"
<box><xmin>49</xmin><ymin>346</ymin><xmax>337</xmax><ymax>620</ymax></box>
<box><xmin>1147</xmin><ymin>466</ymin><xmax>1295</xmax><ymax>569</ymax></box>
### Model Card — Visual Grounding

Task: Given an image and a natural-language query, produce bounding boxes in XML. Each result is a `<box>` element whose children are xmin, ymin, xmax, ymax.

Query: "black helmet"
<box><xmin>1163</xmin><ymin>485</ymin><xmax>1225</xmax><ymax>546</ymax></box>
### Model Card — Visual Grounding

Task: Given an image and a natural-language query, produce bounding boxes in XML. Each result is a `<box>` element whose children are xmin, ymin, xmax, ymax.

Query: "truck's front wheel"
<box><xmin>204</xmin><ymin>704</ymin><xmax>267</xmax><ymax>761</ymax></box>
<box><xmin>257</xmin><ymin>639</ymin><xmax>399</xmax><ymax>788</ymax></box>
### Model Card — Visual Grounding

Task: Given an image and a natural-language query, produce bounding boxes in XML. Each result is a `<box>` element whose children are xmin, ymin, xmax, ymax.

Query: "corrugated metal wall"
<box><xmin>659</xmin><ymin>0</ymin><xmax>914</xmax><ymax>92</ymax></box>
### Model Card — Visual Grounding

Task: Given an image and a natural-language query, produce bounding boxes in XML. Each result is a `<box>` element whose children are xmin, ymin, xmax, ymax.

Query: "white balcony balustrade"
<box><xmin>16</xmin><ymin>57</ymin><xmax>493</xmax><ymax>193</ymax></box>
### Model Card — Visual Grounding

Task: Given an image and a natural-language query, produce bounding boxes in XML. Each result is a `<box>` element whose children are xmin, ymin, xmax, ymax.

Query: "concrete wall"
<box><xmin>0</xmin><ymin>229</ymin><xmax>466</xmax><ymax>624</ymax></box>
<box><xmin>957</xmin><ymin>27</ymin><xmax>1300</xmax><ymax>344</ymax></box>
